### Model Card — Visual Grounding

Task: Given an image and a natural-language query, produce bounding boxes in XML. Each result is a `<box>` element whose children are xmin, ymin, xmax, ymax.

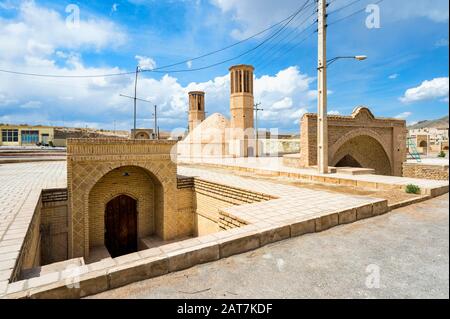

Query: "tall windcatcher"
<box><xmin>229</xmin><ymin>64</ymin><xmax>255</xmax><ymax>157</ymax></box>
<box><xmin>188</xmin><ymin>91</ymin><xmax>206</xmax><ymax>132</ymax></box>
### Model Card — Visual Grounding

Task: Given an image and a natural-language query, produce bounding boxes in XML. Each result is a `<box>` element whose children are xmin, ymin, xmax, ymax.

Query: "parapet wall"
<box><xmin>403</xmin><ymin>162</ymin><xmax>449</xmax><ymax>181</ymax></box>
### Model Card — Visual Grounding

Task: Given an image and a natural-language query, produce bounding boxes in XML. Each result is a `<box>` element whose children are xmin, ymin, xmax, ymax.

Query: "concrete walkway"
<box><xmin>0</xmin><ymin>162</ymin><xmax>66</xmax><ymax>288</ymax></box>
<box><xmin>178</xmin><ymin>157</ymin><xmax>449</xmax><ymax>195</ymax></box>
<box><xmin>89</xmin><ymin>193</ymin><xmax>449</xmax><ymax>299</ymax></box>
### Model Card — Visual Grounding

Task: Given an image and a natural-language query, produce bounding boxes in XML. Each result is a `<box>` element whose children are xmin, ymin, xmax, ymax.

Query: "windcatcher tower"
<box><xmin>229</xmin><ymin>64</ymin><xmax>255</xmax><ymax>157</ymax></box>
<box><xmin>188</xmin><ymin>91</ymin><xmax>206</xmax><ymax>132</ymax></box>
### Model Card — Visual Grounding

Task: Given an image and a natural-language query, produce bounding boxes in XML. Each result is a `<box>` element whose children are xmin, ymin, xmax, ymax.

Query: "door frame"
<box><xmin>104</xmin><ymin>194</ymin><xmax>139</xmax><ymax>257</ymax></box>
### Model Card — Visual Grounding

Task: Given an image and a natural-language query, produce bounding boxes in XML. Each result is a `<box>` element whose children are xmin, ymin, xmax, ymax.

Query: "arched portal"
<box><xmin>135</xmin><ymin>132</ymin><xmax>150</xmax><ymax>139</ymax></box>
<box><xmin>331</xmin><ymin>135</ymin><xmax>392</xmax><ymax>175</ymax></box>
<box><xmin>88</xmin><ymin>165</ymin><xmax>164</xmax><ymax>255</ymax></box>
<box><xmin>335</xmin><ymin>154</ymin><xmax>362</xmax><ymax>168</ymax></box>
<box><xmin>419</xmin><ymin>140</ymin><xmax>427</xmax><ymax>148</ymax></box>
<box><xmin>105</xmin><ymin>195</ymin><xmax>137</xmax><ymax>257</ymax></box>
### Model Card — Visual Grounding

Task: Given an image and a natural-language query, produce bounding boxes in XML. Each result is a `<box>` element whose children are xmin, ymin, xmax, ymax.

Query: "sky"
<box><xmin>0</xmin><ymin>0</ymin><xmax>448</xmax><ymax>133</ymax></box>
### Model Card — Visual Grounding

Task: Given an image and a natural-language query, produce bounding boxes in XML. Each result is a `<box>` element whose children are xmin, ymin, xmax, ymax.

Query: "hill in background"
<box><xmin>409</xmin><ymin>115</ymin><xmax>449</xmax><ymax>129</ymax></box>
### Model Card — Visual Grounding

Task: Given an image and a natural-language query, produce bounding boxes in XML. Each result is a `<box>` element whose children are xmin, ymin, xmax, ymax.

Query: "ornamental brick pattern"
<box><xmin>66</xmin><ymin>139</ymin><xmax>178</xmax><ymax>258</ymax></box>
<box><xmin>298</xmin><ymin>107</ymin><xmax>407</xmax><ymax>176</ymax></box>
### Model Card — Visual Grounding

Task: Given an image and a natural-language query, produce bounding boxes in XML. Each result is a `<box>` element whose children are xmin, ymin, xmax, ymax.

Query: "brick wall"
<box><xmin>40</xmin><ymin>189</ymin><xmax>69</xmax><ymax>265</ymax></box>
<box><xmin>192</xmin><ymin>179</ymin><xmax>271</xmax><ymax>235</ymax></box>
<box><xmin>13</xmin><ymin>200</ymin><xmax>41</xmax><ymax>281</ymax></box>
<box><xmin>403</xmin><ymin>163</ymin><xmax>449</xmax><ymax>181</ymax></box>
<box><xmin>298</xmin><ymin>107</ymin><xmax>407</xmax><ymax>176</ymax></box>
<box><xmin>88</xmin><ymin>166</ymin><xmax>157</xmax><ymax>249</ymax></box>
<box><xmin>67</xmin><ymin>138</ymin><xmax>178</xmax><ymax>258</ymax></box>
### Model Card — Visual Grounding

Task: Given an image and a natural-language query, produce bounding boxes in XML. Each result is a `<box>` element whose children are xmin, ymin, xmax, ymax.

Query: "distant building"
<box><xmin>131</xmin><ymin>128</ymin><xmax>156</xmax><ymax>140</ymax></box>
<box><xmin>409</xmin><ymin>127</ymin><xmax>449</xmax><ymax>145</ymax></box>
<box><xmin>408</xmin><ymin>127</ymin><xmax>449</xmax><ymax>153</ymax></box>
<box><xmin>0</xmin><ymin>124</ymin><xmax>54</xmax><ymax>147</ymax></box>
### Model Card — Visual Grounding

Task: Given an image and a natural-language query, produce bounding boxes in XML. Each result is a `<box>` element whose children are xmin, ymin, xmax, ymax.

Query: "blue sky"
<box><xmin>0</xmin><ymin>0</ymin><xmax>448</xmax><ymax>132</ymax></box>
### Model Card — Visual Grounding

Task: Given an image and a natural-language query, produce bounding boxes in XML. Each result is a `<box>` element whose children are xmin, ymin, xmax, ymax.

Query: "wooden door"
<box><xmin>105</xmin><ymin>195</ymin><xmax>137</xmax><ymax>258</ymax></box>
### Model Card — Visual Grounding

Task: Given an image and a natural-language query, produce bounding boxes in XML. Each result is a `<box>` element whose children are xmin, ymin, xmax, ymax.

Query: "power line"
<box><xmin>149</xmin><ymin>0</ymin><xmax>313</xmax><ymax>72</ymax></box>
<box><xmin>328</xmin><ymin>0</ymin><xmax>364</xmax><ymax>15</ymax></box>
<box><xmin>256</xmin><ymin>29</ymin><xmax>317</xmax><ymax>75</ymax></box>
<box><xmin>0</xmin><ymin>0</ymin><xmax>312</xmax><ymax>79</ymax></box>
<box><xmin>140</xmin><ymin>0</ymin><xmax>313</xmax><ymax>74</ymax></box>
<box><xmin>243</xmin><ymin>0</ymin><xmax>316</xmax><ymax>63</ymax></box>
<box><xmin>252</xmin><ymin>10</ymin><xmax>318</xmax><ymax>71</ymax></box>
<box><xmin>328</xmin><ymin>0</ymin><xmax>384</xmax><ymax>26</ymax></box>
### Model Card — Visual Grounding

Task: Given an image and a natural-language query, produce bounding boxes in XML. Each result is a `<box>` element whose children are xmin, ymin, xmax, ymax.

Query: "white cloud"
<box><xmin>272</xmin><ymin>97</ymin><xmax>293</xmax><ymax>110</ymax></box>
<box><xmin>112</xmin><ymin>3</ymin><xmax>119</xmax><ymax>13</ymax></box>
<box><xmin>435</xmin><ymin>38</ymin><xmax>449</xmax><ymax>47</ymax></box>
<box><xmin>400</xmin><ymin>77</ymin><xmax>449</xmax><ymax>103</ymax></box>
<box><xmin>388</xmin><ymin>74</ymin><xmax>399</xmax><ymax>80</ymax></box>
<box><xmin>290</xmin><ymin>108</ymin><xmax>308</xmax><ymax>123</ymax></box>
<box><xmin>210</xmin><ymin>0</ymin><xmax>315</xmax><ymax>39</ymax></box>
<box><xmin>395</xmin><ymin>112</ymin><xmax>412</xmax><ymax>119</ymax></box>
<box><xmin>135</xmin><ymin>55</ymin><xmax>157</xmax><ymax>70</ymax></box>
<box><xmin>0</xmin><ymin>2</ymin><xmax>315</xmax><ymax>131</ymax></box>
<box><xmin>210</xmin><ymin>0</ymin><xmax>448</xmax><ymax>40</ymax></box>
<box><xmin>328</xmin><ymin>110</ymin><xmax>340</xmax><ymax>115</ymax></box>
<box><xmin>333</xmin><ymin>0</ymin><xmax>449</xmax><ymax>23</ymax></box>
<box><xmin>0</xmin><ymin>1</ymin><xmax>126</xmax><ymax>63</ymax></box>
<box><xmin>20</xmin><ymin>101</ymin><xmax>42</xmax><ymax>109</ymax></box>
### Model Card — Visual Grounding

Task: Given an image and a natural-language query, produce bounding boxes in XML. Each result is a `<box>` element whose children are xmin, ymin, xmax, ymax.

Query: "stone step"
<box><xmin>20</xmin><ymin>257</ymin><xmax>84</xmax><ymax>280</ymax></box>
<box><xmin>335</xmin><ymin>167</ymin><xmax>375</xmax><ymax>175</ymax></box>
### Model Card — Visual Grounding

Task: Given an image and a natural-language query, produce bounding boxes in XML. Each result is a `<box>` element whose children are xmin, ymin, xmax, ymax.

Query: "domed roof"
<box><xmin>197</xmin><ymin>113</ymin><xmax>230</xmax><ymax>130</ymax></box>
<box><xmin>182</xmin><ymin>112</ymin><xmax>230</xmax><ymax>144</ymax></box>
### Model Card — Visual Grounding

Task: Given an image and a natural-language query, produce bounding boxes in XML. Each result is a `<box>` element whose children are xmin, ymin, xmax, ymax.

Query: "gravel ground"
<box><xmin>89</xmin><ymin>193</ymin><xmax>449</xmax><ymax>299</ymax></box>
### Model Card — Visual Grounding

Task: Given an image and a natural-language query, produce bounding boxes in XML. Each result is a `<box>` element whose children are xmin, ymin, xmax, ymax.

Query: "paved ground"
<box><xmin>90</xmin><ymin>194</ymin><xmax>449</xmax><ymax>299</ymax></box>
<box><xmin>179</xmin><ymin>156</ymin><xmax>449</xmax><ymax>190</ymax></box>
<box><xmin>407</xmin><ymin>157</ymin><xmax>449</xmax><ymax>165</ymax></box>
<box><xmin>0</xmin><ymin>162</ymin><xmax>66</xmax><ymax>287</ymax></box>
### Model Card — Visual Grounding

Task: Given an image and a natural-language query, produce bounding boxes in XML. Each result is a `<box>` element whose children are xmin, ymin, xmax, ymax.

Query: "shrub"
<box><xmin>406</xmin><ymin>184</ymin><xmax>421</xmax><ymax>194</ymax></box>
<box><xmin>438</xmin><ymin>151</ymin><xmax>446</xmax><ymax>158</ymax></box>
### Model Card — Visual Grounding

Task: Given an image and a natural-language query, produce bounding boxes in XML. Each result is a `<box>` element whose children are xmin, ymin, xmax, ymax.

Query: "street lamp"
<box><xmin>327</xmin><ymin>55</ymin><xmax>367</xmax><ymax>66</ymax></box>
<box><xmin>316</xmin><ymin>52</ymin><xmax>367</xmax><ymax>175</ymax></box>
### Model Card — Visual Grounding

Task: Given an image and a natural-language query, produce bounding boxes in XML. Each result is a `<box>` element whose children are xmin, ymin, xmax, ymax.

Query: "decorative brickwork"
<box><xmin>67</xmin><ymin>139</ymin><xmax>178</xmax><ymax>258</ymax></box>
<box><xmin>40</xmin><ymin>190</ymin><xmax>69</xmax><ymax>265</ymax></box>
<box><xmin>403</xmin><ymin>162</ymin><xmax>449</xmax><ymax>181</ymax></box>
<box><xmin>298</xmin><ymin>107</ymin><xmax>407</xmax><ymax>176</ymax></box>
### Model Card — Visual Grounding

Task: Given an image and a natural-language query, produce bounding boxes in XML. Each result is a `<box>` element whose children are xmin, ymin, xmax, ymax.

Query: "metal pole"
<box><xmin>154</xmin><ymin>105</ymin><xmax>158</xmax><ymax>139</ymax></box>
<box><xmin>254</xmin><ymin>103</ymin><xmax>263</xmax><ymax>157</ymax></box>
<box><xmin>133</xmin><ymin>66</ymin><xmax>139</xmax><ymax>138</ymax></box>
<box><xmin>317</xmin><ymin>0</ymin><xmax>328</xmax><ymax>174</ymax></box>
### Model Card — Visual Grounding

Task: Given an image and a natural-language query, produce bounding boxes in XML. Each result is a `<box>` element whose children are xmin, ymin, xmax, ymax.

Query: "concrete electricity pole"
<box><xmin>133</xmin><ymin>66</ymin><xmax>140</xmax><ymax>137</ymax></box>
<box><xmin>317</xmin><ymin>0</ymin><xmax>328</xmax><ymax>174</ymax></box>
<box><xmin>254</xmin><ymin>102</ymin><xmax>263</xmax><ymax>157</ymax></box>
<box><xmin>153</xmin><ymin>105</ymin><xmax>158</xmax><ymax>140</ymax></box>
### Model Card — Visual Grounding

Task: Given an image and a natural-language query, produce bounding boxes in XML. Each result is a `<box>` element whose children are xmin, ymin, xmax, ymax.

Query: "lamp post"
<box><xmin>316</xmin><ymin>29</ymin><xmax>367</xmax><ymax>175</ymax></box>
<box><xmin>327</xmin><ymin>55</ymin><xmax>367</xmax><ymax>66</ymax></box>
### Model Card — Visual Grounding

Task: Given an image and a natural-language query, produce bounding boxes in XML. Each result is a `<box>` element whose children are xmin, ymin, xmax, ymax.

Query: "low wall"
<box><xmin>260</xmin><ymin>139</ymin><xmax>300</xmax><ymax>156</ymax></box>
<box><xmin>40</xmin><ymin>189</ymin><xmax>69</xmax><ymax>265</ymax></box>
<box><xmin>403</xmin><ymin>162</ymin><xmax>449</xmax><ymax>181</ymax></box>
<box><xmin>192</xmin><ymin>179</ymin><xmax>272</xmax><ymax>235</ymax></box>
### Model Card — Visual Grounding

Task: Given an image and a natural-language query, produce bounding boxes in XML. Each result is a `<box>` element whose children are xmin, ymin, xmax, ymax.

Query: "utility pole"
<box><xmin>153</xmin><ymin>105</ymin><xmax>158</xmax><ymax>140</ymax></box>
<box><xmin>254</xmin><ymin>102</ymin><xmax>263</xmax><ymax>157</ymax></box>
<box><xmin>317</xmin><ymin>0</ymin><xmax>328</xmax><ymax>174</ymax></box>
<box><xmin>133</xmin><ymin>66</ymin><xmax>140</xmax><ymax>137</ymax></box>
<box><xmin>119</xmin><ymin>92</ymin><xmax>152</xmax><ymax>139</ymax></box>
